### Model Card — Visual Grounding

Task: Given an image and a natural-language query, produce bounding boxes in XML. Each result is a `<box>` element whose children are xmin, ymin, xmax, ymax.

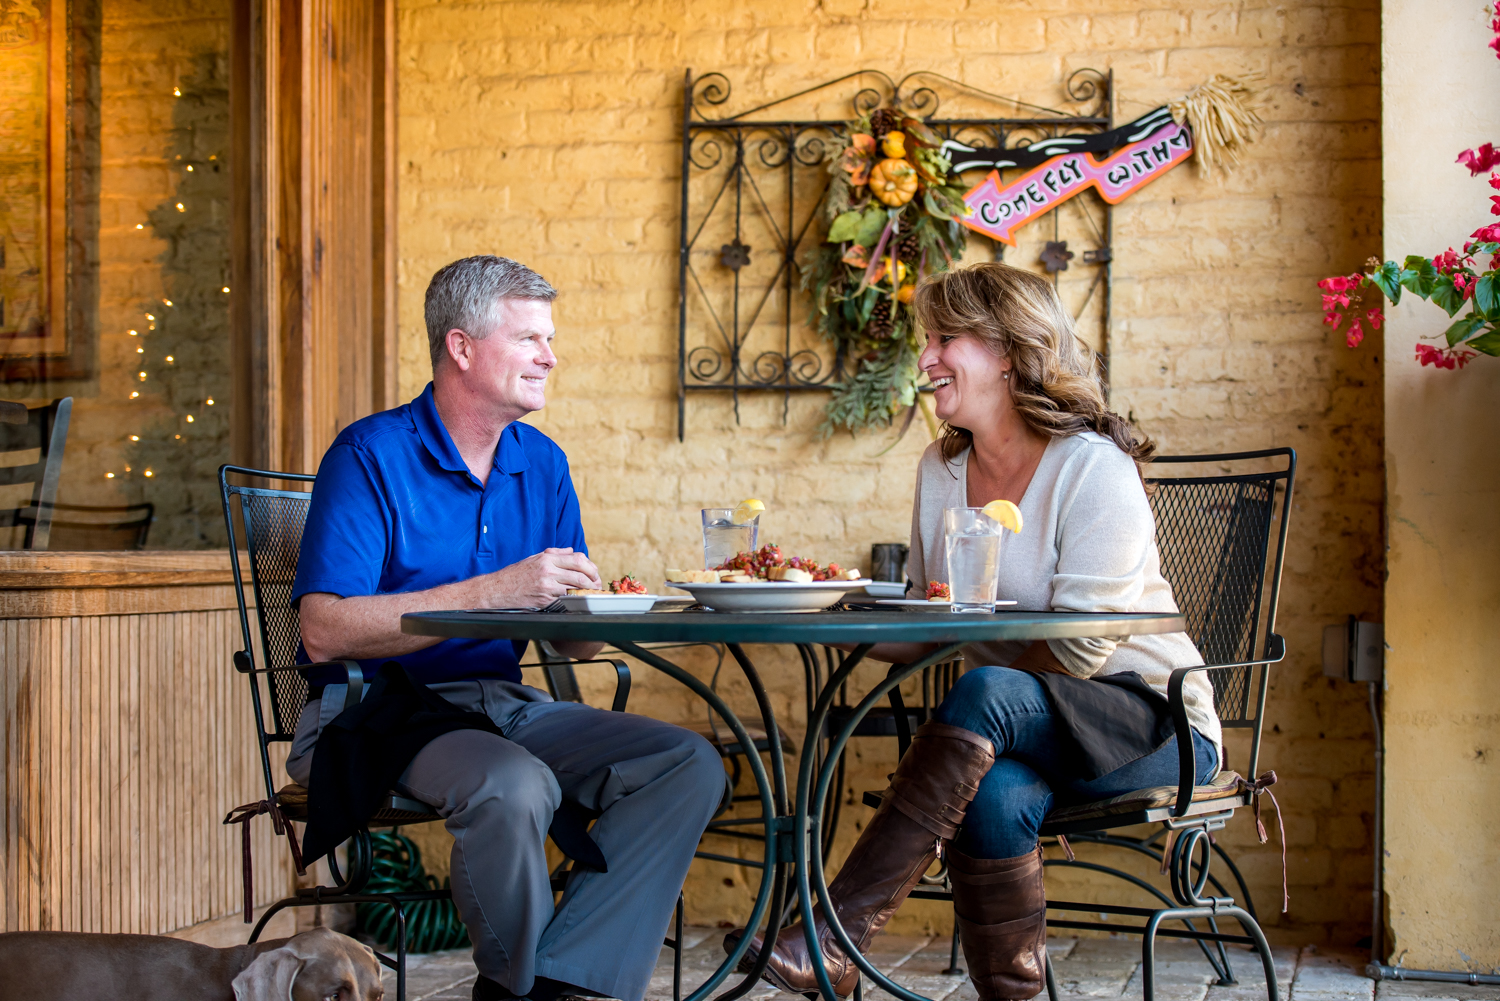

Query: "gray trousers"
<box><xmin>286</xmin><ymin>679</ymin><xmax>725</xmax><ymax>1001</ymax></box>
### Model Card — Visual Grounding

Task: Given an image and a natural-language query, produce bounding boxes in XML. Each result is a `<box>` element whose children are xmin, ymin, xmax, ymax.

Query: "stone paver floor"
<box><xmin>381</xmin><ymin>929</ymin><xmax>1500</xmax><ymax>1001</ymax></box>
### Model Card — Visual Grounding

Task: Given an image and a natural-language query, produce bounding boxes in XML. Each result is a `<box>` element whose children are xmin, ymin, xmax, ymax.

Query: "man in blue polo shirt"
<box><xmin>282</xmin><ymin>256</ymin><xmax>724</xmax><ymax>1001</ymax></box>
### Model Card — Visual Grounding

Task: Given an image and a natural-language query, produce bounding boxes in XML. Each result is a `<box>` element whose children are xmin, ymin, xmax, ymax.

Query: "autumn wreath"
<box><xmin>804</xmin><ymin>108</ymin><xmax>972</xmax><ymax>434</ymax></box>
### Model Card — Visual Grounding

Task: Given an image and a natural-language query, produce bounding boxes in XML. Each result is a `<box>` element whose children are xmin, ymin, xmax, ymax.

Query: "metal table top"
<box><xmin>401</xmin><ymin>608</ymin><xmax>1185</xmax><ymax>645</ymax></box>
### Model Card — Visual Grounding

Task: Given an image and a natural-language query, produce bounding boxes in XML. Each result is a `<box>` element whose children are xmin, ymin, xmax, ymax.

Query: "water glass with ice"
<box><xmin>702</xmin><ymin>508</ymin><xmax>758</xmax><ymax>569</ymax></box>
<box><xmin>943</xmin><ymin>507</ymin><xmax>1005</xmax><ymax>613</ymax></box>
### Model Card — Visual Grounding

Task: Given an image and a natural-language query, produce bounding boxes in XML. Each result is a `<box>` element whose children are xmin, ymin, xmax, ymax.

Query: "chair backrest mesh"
<box><xmin>1146</xmin><ymin>457</ymin><xmax>1290</xmax><ymax>726</ymax></box>
<box><xmin>232</xmin><ymin>486</ymin><xmax>314</xmax><ymax>737</ymax></box>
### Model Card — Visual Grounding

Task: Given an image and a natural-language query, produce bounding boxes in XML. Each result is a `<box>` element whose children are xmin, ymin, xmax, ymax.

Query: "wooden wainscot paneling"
<box><xmin>0</xmin><ymin>551</ymin><xmax>294</xmax><ymax>935</ymax></box>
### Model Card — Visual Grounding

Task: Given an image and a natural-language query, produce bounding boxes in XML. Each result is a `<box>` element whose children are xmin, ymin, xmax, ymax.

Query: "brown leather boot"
<box><xmin>948</xmin><ymin>846</ymin><xmax>1047</xmax><ymax>1001</ymax></box>
<box><xmin>726</xmin><ymin>722</ymin><xmax>995</xmax><ymax>998</ymax></box>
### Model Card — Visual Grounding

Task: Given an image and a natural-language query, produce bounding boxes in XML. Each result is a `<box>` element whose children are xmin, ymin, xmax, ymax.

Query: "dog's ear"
<box><xmin>233</xmin><ymin>945</ymin><xmax>307</xmax><ymax>1001</ymax></box>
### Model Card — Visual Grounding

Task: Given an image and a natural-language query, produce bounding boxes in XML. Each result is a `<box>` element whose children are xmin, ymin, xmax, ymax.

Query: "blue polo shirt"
<box><xmin>291</xmin><ymin>383</ymin><xmax>587</xmax><ymax>685</ymax></box>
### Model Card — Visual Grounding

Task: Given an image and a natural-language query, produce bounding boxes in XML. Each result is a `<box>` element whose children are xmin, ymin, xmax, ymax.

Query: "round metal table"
<box><xmin>402</xmin><ymin>608</ymin><xmax>1185</xmax><ymax>1001</ymax></box>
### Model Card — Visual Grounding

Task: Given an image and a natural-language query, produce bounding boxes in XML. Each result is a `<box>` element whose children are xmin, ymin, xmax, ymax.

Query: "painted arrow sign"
<box><xmin>959</xmin><ymin>120</ymin><xmax>1193</xmax><ymax>246</ymax></box>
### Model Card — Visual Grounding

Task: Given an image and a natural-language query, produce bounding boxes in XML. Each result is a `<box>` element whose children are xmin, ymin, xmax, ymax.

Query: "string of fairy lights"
<box><xmin>103</xmin><ymin>82</ymin><xmax>226</xmax><ymax>484</ymax></box>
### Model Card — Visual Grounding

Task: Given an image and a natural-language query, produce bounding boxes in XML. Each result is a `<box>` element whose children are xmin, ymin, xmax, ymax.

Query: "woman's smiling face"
<box><xmin>918</xmin><ymin>327</ymin><xmax>1011</xmax><ymax>427</ymax></box>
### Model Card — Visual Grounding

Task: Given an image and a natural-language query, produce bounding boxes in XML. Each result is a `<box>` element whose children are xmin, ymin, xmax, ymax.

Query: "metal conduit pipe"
<box><xmin>1366</xmin><ymin>966</ymin><xmax>1500</xmax><ymax>986</ymax></box>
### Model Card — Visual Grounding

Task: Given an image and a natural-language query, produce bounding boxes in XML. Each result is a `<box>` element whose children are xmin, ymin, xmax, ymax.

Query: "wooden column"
<box><xmin>231</xmin><ymin>0</ymin><xmax>397</xmax><ymax>474</ymax></box>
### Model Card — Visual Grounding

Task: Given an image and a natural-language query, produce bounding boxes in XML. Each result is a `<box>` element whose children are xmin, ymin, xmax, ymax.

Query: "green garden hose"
<box><xmin>356</xmin><ymin>830</ymin><xmax>470</xmax><ymax>953</ymax></box>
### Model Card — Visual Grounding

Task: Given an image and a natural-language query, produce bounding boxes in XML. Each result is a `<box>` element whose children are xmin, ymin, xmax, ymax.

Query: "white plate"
<box><xmin>668</xmin><ymin>579</ymin><xmax>872</xmax><ymax>613</ymax></box>
<box><xmin>556</xmin><ymin>593</ymin><xmax>661</xmax><ymax>613</ymax></box>
<box><xmin>857</xmin><ymin>581</ymin><xmax>909</xmax><ymax>598</ymax></box>
<box><xmin>875</xmin><ymin>599</ymin><xmax>1019</xmax><ymax>609</ymax></box>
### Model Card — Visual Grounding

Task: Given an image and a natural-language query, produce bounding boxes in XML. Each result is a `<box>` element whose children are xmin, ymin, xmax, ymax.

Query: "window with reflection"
<box><xmin>0</xmin><ymin>0</ymin><xmax>231</xmax><ymax>550</ymax></box>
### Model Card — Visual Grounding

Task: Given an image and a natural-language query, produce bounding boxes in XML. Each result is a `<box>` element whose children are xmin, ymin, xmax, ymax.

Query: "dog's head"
<box><xmin>232</xmin><ymin>927</ymin><xmax>383</xmax><ymax>1001</ymax></box>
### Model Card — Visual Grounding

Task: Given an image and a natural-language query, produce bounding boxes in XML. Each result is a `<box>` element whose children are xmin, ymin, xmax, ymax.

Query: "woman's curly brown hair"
<box><xmin>913</xmin><ymin>262</ymin><xmax>1154</xmax><ymax>466</ymax></box>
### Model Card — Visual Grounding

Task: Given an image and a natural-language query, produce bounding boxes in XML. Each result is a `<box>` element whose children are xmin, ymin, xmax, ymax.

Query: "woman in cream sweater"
<box><xmin>736</xmin><ymin>264</ymin><xmax>1220</xmax><ymax>1001</ymax></box>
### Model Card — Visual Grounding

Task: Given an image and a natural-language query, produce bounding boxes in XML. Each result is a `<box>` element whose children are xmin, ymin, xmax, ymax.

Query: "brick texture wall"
<box><xmin>395</xmin><ymin>0</ymin><xmax>1384</xmax><ymax>946</ymax></box>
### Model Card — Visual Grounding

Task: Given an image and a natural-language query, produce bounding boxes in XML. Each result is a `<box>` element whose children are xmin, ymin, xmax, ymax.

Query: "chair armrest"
<box><xmin>1166</xmin><ymin>634</ymin><xmax>1286</xmax><ymax>816</ymax></box>
<box><xmin>526</xmin><ymin>642</ymin><xmax>633</xmax><ymax>712</ymax></box>
<box><xmin>233</xmin><ymin>652</ymin><xmax>365</xmax><ymax>709</ymax></box>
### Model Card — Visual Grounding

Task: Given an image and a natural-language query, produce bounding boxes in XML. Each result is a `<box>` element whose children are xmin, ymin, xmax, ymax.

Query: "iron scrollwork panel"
<box><xmin>677</xmin><ymin>70</ymin><xmax>1116</xmax><ymax>440</ymax></box>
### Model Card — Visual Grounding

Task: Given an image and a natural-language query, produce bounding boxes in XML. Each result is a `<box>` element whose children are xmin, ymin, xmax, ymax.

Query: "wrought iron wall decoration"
<box><xmin>676</xmin><ymin>69</ymin><xmax>1116</xmax><ymax>440</ymax></box>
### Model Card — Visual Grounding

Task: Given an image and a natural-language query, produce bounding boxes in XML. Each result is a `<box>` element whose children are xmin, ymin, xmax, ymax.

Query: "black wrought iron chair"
<box><xmin>219</xmin><ymin>464</ymin><xmax>646</xmax><ymax>1000</ymax></box>
<box><xmin>863</xmin><ymin>447</ymin><xmax>1296</xmax><ymax>1001</ymax></box>
<box><xmin>0</xmin><ymin>397</ymin><xmax>71</xmax><ymax>550</ymax></box>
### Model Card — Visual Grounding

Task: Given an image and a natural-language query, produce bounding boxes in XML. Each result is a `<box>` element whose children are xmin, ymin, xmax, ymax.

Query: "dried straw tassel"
<box><xmin>1169</xmin><ymin>74</ymin><xmax>1265</xmax><ymax>178</ymax></box>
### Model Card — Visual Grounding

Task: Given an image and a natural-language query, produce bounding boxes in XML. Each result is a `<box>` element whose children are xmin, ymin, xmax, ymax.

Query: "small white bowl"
<box><xmin>556</xmin><ymin>593</ymin><xmax>660</xmax><ymax>613</ymax></box>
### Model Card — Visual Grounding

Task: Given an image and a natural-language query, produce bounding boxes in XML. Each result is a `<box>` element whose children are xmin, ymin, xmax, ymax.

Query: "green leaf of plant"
<box><xmin>854</xmin><ymin>206</ymin><xmax>887</xmax><ymax>247</ymax></box>
<box><xmin>1397</xmin><ymin>257</ymin><xmax>1437</xmax><ymax>298</ymax></box>
<box><xmin>826</xmin><ymin>210</ymin><xmax>864</xmax><ymax>243</ymax></box>
<box><xmin>1371</xmin><ymin>263</ymin><xmax>1403</xmax><ymax>304</ymax></box>
<box><xmin>1475</xmin><ymin>274</ymin><xmax>1500</xmax><ymax>317</ymax></box>
<box><xmin>1464</xmin><ymin>329</ymin><xmax>1500</xmax><ymax>355</ymax></box>
<box><xmin>1429</xmin><ymin>275</ymin><xmax>1466</xmax><ymax>317</ymax></box>
<box><xmin>1443</xmin><ymin>314</ymin><xmax>1488</xmax><ymax>346</ymax></box>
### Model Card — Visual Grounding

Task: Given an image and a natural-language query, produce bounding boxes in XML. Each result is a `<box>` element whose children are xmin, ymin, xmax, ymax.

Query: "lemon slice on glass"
<box><xmin>981</xmin><ymin>499</ymin><xmax>1023</xmax><ymax>533</ymax></box>
<box><xmin>732</xmin><ymin>498</ymin><xmax>766</xmax><ymax>525</ymax></box>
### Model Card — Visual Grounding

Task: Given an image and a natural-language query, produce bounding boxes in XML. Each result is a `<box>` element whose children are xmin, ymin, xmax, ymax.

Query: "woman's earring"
<box><xmin>1003</xmin><ymin>372</ymin><xmax>1011</xmax><ymax>380</ymax></box>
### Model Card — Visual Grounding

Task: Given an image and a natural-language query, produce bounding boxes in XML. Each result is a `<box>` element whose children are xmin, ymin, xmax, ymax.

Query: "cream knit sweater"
<box><xmin>907</xmin><ymin>431</ymin><xmax>1222</xmax><ymax>756</ymax></box>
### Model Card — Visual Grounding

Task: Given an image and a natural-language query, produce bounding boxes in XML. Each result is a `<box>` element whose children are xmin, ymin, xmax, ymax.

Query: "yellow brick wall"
<box><xmin>395</xmin><ymin>0</ymin><xmax>1384</xmax><ymax>946</ymax></box>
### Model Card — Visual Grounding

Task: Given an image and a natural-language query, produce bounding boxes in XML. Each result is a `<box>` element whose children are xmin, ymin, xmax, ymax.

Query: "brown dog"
<box><xmin>0</xmin><ymin>925</ymin><xmax>383</xmax><ymax>1000</ymax></box>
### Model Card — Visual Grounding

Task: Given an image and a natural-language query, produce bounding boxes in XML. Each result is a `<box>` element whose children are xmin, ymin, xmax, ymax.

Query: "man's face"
<box><xmin>449</xmin><ymin>298</ymin><xmax>557</xmax><ymax>420</ymax></box>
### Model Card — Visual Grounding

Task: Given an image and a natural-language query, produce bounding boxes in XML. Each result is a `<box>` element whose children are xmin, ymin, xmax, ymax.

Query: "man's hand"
<box><xmin>474</xmin><ymin>548</ymin><xmax>602</xmax><ymax>608</ymax></box>
<box><xmin>299</xmin><ymin>548</ymin><xmax>603</xmax><ymax>662</ymax></box>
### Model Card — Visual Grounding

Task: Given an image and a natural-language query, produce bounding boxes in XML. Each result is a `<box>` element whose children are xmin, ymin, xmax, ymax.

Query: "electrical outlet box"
<box><xmin>1323</xmin><ymin>617</ymin><xmax>1383</xmax><ymax>682</ymax></box>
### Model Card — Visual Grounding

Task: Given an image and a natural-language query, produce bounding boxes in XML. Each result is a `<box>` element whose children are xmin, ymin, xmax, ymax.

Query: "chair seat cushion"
<box><xmin>276</xmin><ymin>782</ymin><xmax>440</xmax><ymax>825</ymax></box>
<box><xmin>1042</xmin><ymin>770</ymin><xmax>1246</xmax><ymax>826</ymax></box>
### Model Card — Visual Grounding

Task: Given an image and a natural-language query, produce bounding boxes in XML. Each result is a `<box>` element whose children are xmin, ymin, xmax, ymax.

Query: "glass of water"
<box><xmin>943</xmin><ymin>507</ymin><xmax>1005</xmax><ymax>613</ymax></box>
<box><xmin>702</xmin><ymin>508</ymin><xmax>759</xmax><ymax>569</ymax></box>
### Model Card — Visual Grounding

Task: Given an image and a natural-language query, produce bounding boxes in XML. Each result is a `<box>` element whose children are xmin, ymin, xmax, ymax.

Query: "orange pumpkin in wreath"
<box><xmin>869</xmin><ymin>158</ymin><xmax>918</xmax><ymax>206</ymax></box>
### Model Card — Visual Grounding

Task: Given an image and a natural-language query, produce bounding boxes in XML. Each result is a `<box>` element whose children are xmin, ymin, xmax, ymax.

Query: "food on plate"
<box><xmin>926</xmin><ymin>580</ymin><xmax>952</xmax><ymax>602</ymax></box>
<box><xmin>706</xmin><ymin>545</ymin><xmax>866</xmax><ymax>583</ymax></box>
<box><xmin>731</xmin><ymin>498</ymin><xmax>766</xmax><ymax>525</ymax></box>
<box><xmin>666</xmin><ymin>569</ymin><xmax>723</xmax><ymax>583</ymax></box>
<box><xmin>981</xmin><ymin>499</ymin><xmax>1024</xmax><ymax>533</ymax></box>
<box><xmin>567</xmin><ymin>575</ymin><xmax>649</xmax><ymax>597</ymax></box>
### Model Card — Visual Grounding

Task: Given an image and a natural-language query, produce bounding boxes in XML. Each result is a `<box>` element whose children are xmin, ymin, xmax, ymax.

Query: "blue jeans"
<box><xmin>932</xmin><ymin>666</ymin><xmax>1220</xmax><ymax>859</ymax></box>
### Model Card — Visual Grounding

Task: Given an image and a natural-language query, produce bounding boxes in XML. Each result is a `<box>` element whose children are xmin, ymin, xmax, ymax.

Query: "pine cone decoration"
<box><xmin>870</xmin><ymin>108</ymin><xmax>899</xmax><ymax>140</ymax></box>
<box><xmin>866</xmin><ymin>296</ymin><xmax>893</xmax><ymax>339</ymax></box>
<box><xmin>896</xmin><ymin>228</ymin><xmax>921</xmax><ymax>264</ymax></box>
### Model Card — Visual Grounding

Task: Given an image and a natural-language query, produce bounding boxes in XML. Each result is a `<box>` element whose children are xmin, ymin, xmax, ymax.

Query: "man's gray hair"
<box><xmin>425</xmin><ymin>256</ymin><xmax>558</xmax><ymax>368</ymax></box>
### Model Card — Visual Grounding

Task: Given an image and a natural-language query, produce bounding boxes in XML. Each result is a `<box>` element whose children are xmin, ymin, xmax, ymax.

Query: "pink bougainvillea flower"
<box><xmin>1317</xmin><ymin>275</ymin><xmax>1355</xmax><ymax>293</ymax></box>
<box><xmin>1345</xmin><ymin>319</ymin><xmax>1364</xmax><ymax>349</ymax></box>
<box><xmin>1321</xmin><ymin>293</ymin><xmax>1352</xmax><ymax>310</ymax></box>
<box><xmin>1323</xmin><ymin>311</ymin><xmax>1342</xmax><ymax>327</ymax></box>
<box><xmin>1490</xmin><ymin>194</ymin><xmax>1500</xmax><ymax>216</ymax></box>
<box><xmin>1415</xmin><ymin>343</ymin><xmax>1476</xmax><ymax>370</ymax></box>
<box><xmin>1457</xmin><ymin>142</ymin><xmax>1500</xmax><ymax>176</ymax></box>
<box><xmin>1489</xmin><ymin>172</ymin><xmax>1500</xmax><ymax>190</ymax></box>
<box><xmin>1434</xmin><ymin>248</ymin><xmax>1460</xmax><ymax>273</ymax></box>
<box><xmin>1366</xmin><ymin>307</ymin><xmax>1384</xmax><ymax>330</ymax></box>
<box><xmin>1471</xmin><ymin>222</ymin><xmax>1500</xmax><ymax>243</ymax></box>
